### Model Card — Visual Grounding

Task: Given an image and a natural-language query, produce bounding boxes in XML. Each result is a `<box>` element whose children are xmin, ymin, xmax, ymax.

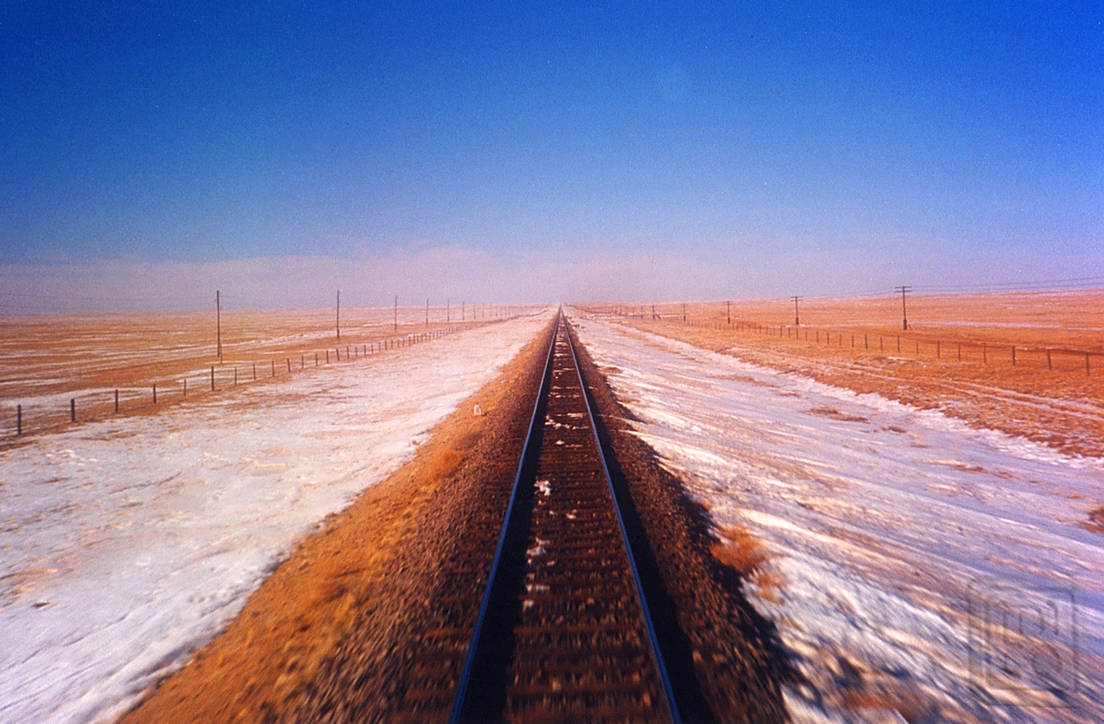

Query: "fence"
<box><xmin>5</xmin><ymin>321</ymin><xmax>488</xmax><ymax>440</ymax></box>
<box><xmin>609</xmin><ymin>308</ymin><xmax>1098</xmax><ymax>377</ymax></box>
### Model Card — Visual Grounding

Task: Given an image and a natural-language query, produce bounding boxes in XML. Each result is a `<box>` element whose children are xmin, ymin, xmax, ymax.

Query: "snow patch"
<box><xmin>571</xmin><ymin>311</ymin><xmax>1104</xmax><ymax>723</ymax></box>
<box><xmin>0</xmin><ymin>311</ymin><xmax>552</xmax><ymax>723</ymax></box>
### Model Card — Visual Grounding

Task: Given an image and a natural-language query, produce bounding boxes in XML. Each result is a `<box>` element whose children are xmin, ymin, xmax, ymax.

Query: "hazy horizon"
<box><xmin>2</xmin><ymin>252</ymin><xmax>1102</xmax><ymax>317</ymax></box>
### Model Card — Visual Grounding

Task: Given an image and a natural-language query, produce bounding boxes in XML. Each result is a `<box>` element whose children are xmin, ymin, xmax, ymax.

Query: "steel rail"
<box><xmin>563</xmin><ymin>315</ymin><xmax>682</xmax><ymax>724</ymax></box>
<box><xmin>448</xmin><ymin>310</ymin><xmax>560</xmax><ymax>724</ymax></box>
<box><xmin>450</xmin><ymin>311</ymin><xmax>682</xmax><ymax>723</ymax></box>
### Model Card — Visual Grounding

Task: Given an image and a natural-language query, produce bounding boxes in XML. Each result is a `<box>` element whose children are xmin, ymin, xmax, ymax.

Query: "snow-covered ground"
<box><xmin>0</xmin><ymin>306</ymin><xmax>506</xmax><ymax>430</ymax></box>
<box><xmin>570</xmin><ymin>312</ymin><xmax>1104</xmax><ymax>724</ymax></box>
<box><xmin>0</xmin><ymin>310</ymin><xmax>550</xmax><ymax>723</ymax></box>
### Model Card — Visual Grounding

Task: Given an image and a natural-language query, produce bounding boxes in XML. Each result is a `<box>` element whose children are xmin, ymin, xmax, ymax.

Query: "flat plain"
<box><xmin>0</xmin><ymin>305</ymin><xmax>524</xmax><ymax>441</ymax></box>
<box><xmin>589</xmin><ymin>289</ymin><xmax>1104</xmax><ymax>457</ymax></box>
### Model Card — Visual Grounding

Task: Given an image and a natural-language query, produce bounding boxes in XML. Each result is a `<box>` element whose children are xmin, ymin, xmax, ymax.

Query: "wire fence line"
<box><xmin>589</xmin><ymin>305</ymin><xmax>1099</xmax><ymax>376</ymax></box>
<box><xmin>3</xmin><ymin>317</ymin><xmax>512</xmax><ymax>441</ymax></box>
<box><xmin>705</xmin><ymin>317</ymin><xmax>1094</xmax><ymax>374</ymax></box>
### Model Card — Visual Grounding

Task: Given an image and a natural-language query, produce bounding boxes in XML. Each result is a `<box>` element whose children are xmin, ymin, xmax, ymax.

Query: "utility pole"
<box><xmin>792</xmin><ymin>295</ymin><xmax>801</xmax><ymax>326</ymax></box>
<box><xmin>216</xmin><ymin>290</ymin><xmax>222</xmax><ymax>363</ymax></box>
<box><xmin>393</xmin><ymin>295</ymin><xmax>398</xmax><ymax>331</ymax></box>
<box><xmin>336</xmin><ymin>289</ymin><xmax>341</xmax><ymax>340</ymax></box>
<box><xmin>895</xmin><ymin>285</ymin><xmax>911</xmax><ymax>330</ymax></box>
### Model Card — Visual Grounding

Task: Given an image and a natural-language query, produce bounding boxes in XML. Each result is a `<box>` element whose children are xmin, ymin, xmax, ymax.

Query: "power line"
<box><xmin>216</xmin><ymin>290</ymin><xmax>222</xmax><ymax>362</ymax></box>
<box><xmin>912</xmin><ymin>275</ymin><xmax>1104</xmax><ymax>293</ymax></box>
<box><xmin>894</xmin><ymin>285</ymin><xmax>911</xmax><ymax>330</ymax></box>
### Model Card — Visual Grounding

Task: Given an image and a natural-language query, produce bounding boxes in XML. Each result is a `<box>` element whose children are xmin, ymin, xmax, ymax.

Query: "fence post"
<box><xmin>184</xmin><ymin>379</ymin><xmax>187</xmax><ymax>398</ymax></box>
<box><xmin>1011</xmin><ymin>346</ymin><xmax>1016</xmax><ymax>366</ymax></box>
<box><xmin>234</xmin><ymin>368</ymin><xmax>238</xmax><ymax>385</ymax></box>
<box><xmin>115</xmin><ymin>389</ymin><xmax>119</xmax><ymax>413</ymax></box>
<box><xmin>983</xmin><ymin>343</ymin><xmax>987</xmax><ymax>364</ymax></box>
<box><xmin>1087</xmin><ymin>352</ymin><xmax>1091</xmax><ymax>376</ymax></box>
<box><xmin>211</xmin><ymin>366</ymin><xmax>215</xmax><ymax>390</ymax></box>
<box><xmin>915</xmin><ymin>340</ymin><xmax>919</xmax><ymax>356</ymax></box>
<box><xmin>70</xmin><ymin>398</ymin><xmax>75</xmax><ymax>423</ymax></box>
<box><xmin>16</xmin><ymin>404</ymin><xmax>21</xmax><ymax>435</ymax></box>
<box><xmin>271</xmin><ymin>359</ymin><xmax>275</xmax><ymax>376</ymax></box>
<box><xmin>958</xmin><ymin>343</ymin><xmax>961</xmax><ymax>361</ymax></box>
<box><xmin>897</xmin><ymin>335</ymin><xmax>900</xmax><ymax>352</ymax></box>
<box><xmin>287</xmin><ymin>358</ymin><xmax>291</xmax><ymax>373</ymax></box>
<box><xmin>936</xmin><ymin>340</ymin><xmax>940</xmax><ymax>359</ymax></box>
<box><xmin>1047</xmin><ymin>349</ymin><xmax>1052</xmax><ymax>370</ymax></box>
<box><xmin>253</xmin><ymin>363</ymin><xmax>257</xmax><ymax>381</ymax></box>
<box><xmin>153</xmin><ymin>384</ymin><xmax>157</xmax><ymax>404</ymax></box>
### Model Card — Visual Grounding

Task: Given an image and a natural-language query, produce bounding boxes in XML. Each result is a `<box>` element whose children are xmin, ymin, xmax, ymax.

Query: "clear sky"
<box><xmin>1</xmin><ymin>1</ymin><xmax>1102</xmax><ymax>312</ymax></box>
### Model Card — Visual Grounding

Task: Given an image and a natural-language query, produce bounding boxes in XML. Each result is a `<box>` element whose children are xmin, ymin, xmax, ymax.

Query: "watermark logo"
<box><xmin>966</xmin><ymin>578</ymin><xmax>1080</xmax><ymax>706</ymax></box>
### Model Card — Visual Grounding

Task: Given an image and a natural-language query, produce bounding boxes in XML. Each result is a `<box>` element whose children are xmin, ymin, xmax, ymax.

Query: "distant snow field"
<box><xmin>0</xmin><ymin>310</ymin><xmax>551</xmax><ymax>723</ymax></box>
<box><xmin>571</xmin><ymin>312</ymin><xmax>1104</xmax><ymax>724</ymax></box>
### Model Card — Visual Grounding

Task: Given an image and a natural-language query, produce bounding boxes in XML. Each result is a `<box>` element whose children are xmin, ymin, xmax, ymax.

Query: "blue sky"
<box><xmin>1</xmin><ymin>1</ymin><xmax>1102</xmax><ymax>311</ymax></box>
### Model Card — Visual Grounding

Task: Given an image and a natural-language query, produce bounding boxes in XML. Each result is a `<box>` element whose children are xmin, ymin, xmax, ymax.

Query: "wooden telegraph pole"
<box><xmin>792</xmin><ymin>295</ymin><xmax>801</xmax><ymax>326</ymax></box>
<box><xmin>336</xmin><ymin>289</ymin><xmax>341</xmax><ymax>340</ymax></box>
<box><xmin>216</xmin><ymin>290</ymin><xmax>222</xmax><ymax>362</ymax></box>
<box><xmin>895</xmin><ymin>285</ymin><xmax>911</xmax><ymax>330</ymax></box>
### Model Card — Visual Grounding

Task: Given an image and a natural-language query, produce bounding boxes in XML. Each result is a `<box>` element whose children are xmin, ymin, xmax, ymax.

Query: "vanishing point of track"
<box><xmin>450</xmin><ymin>312</ymin><xmax>682</xmax><ymax>722</ymax></box>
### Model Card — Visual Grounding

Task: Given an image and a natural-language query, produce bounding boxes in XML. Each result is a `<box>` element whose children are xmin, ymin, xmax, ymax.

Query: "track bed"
<box><xmin>453</xmin><ymin>315</ymin><xmax>676</xmax><ymax>721</ymax></box>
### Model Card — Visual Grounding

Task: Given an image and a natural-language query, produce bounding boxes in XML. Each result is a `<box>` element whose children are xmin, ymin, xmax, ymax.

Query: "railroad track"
<box><xmin>450</xmin><ymin>312</ymin><xmax>681</xmax><ymax>722</ymax></box>
<box><xmin>130</xmin><ymin>309</ymin><xmax>784</xmax><ymax>722</ymax></box>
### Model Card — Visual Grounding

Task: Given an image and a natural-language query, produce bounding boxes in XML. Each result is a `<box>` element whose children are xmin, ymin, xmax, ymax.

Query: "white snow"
<box><xmin>570</xmin><ymin>312</ymin><xmax>1104</xmax><ymax>723</ymax></box>
<box><xmin>0</xmin><ymin>310</ymin><xmax>551</xmax><ymax>723</ymax></box>
<box><xmin>0</xmin><ymin>306</ymin><xmax>493</xmax><ymax>425</ymax></box>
